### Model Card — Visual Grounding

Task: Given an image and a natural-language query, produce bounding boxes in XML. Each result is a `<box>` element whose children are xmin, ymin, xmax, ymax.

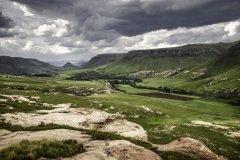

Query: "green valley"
<box><xmin>0</xmin><ymin>41</ymin><xmax>239</xmax><ymax>160</ymax></box>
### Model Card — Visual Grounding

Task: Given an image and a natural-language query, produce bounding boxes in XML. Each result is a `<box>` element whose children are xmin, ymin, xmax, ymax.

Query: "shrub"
<box><xmin>0</xmin><ymin>139</ymin><xmax>85</xmax><ymax>160</ymax></box>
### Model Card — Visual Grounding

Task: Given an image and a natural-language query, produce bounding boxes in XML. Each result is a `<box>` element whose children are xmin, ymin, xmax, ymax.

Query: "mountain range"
<box><xmin>0</xmin><ymin>56</ymin><xmax>81</xmax><ymax>75</ymax></box>
<box><xmin>0</xmin><ymin>41</ymin><xmax>239</xmax><ymax>76</ymax></box>
<box><xmin>0</xmin><ymin>56</ymin><xmax>59</xmax><ymax>75</ymax></box>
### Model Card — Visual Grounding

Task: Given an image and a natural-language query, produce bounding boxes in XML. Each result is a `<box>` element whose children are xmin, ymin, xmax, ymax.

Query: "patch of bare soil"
<box><xmin>0</xmin><ymin>103</ymin><xmax>148</xmax><ymax>141</ymax></box>
<box><xmin>190</xmin><ymin>120</ymin><xmax>229</xmax><ymax>129</ymax></box>
<box><xmin>227</xmin><ymin>131</ymin><xmax>240</xmax><ymax>138</ymax></box>
<box><xmin>153</xmin><ymin>137</ymin><xmax>227</xmax><ymax>160</ymax></box>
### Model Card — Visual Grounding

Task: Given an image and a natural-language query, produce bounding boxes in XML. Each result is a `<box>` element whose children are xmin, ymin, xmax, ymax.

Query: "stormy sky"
<box><xmin>0</xmin><ymin>0</ymin><xmax>240</xmax><ymax>62</ymax></box>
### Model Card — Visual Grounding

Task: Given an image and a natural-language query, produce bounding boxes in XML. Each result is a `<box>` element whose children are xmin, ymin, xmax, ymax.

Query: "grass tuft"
<box><xmin>0</xmin><ymin>139</ymin><xmax>85</xmax><ymax>160</ymax></box>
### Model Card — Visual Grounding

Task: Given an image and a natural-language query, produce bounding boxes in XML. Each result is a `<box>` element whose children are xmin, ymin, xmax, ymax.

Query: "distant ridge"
<box><xmin>62</xmin><ymin>62</ymin><xmax>78</xmax><ymax>70</ymax></box>
<box><xmin>0</xmin><ymin>56</ymin><xmax>58</xmax><ymax>75</ymax></box>
<box><xmin>82</xmin><ymin>42</ymin><xmax>235</xmax><ymax>73</ymax></box>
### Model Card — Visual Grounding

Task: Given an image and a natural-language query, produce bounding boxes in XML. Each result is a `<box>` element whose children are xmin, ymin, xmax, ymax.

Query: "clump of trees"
<box><xmin>67</xmin><ymin>71</ymin><xmax>142</xmax><ymax>82</ymax></box>
<box><xmin>130</xmin><ymin>83</ymin><xmax>192</xmax><ymax>95</ymax></box>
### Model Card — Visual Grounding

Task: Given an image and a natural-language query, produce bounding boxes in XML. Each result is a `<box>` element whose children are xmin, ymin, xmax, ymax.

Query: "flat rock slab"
<box><xmin>64</xmin><ymin>140</ymin><xmax>162</xmax><ymax>160</ymax></box>
<box><xmin>0</xmin><ymin>129</ymin><xmax>12</xmax><ymax>137</ymax></box>
<box><xmin>1</xmin><ymin>103</ymin><xmax>148</xmax><ymax>141</ymax></box>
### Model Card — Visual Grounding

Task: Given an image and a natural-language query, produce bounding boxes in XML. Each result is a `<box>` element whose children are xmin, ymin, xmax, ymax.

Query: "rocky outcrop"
<box><xmin>0</xmin><ymin>97</ymin><xmax>228</xmax><ymax>160</ymax></box>
<box><xmin>65</xmin><ymin>140</ymin><xmax>162</xmax><ymax>160</ymax></box>
<box><xmin>1</xmin><ymin>103</ymin><xmax>148</xmax><ymax>141</ymax></box>
<box><xmin>0</xmin><ymin>129</ymin><xmax>161</xmax><ymax>160</ymax></box>
<box><xmin>0</xmin><ymin>129</ymin><xmax>227</xmax><ymax>160</ymax></box>
<box><xmin>153</xmin><ymin>137</ymin><xmax>227</xmax><ymax>160</ymax></box>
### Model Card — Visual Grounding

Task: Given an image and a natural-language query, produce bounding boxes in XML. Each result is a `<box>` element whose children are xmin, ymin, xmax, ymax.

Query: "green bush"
<box><xmin>0</xmin><ymin>139</ymin><xmax>85</xmax><ymax>160</ymax></box>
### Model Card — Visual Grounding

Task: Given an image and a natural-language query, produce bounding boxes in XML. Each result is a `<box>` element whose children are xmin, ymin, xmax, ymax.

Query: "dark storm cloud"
<box><xmin>0</xmin><ymin>11</ymin><xmax>16</xmax><ymax>37</ymax></box>
<box><xmin>0</xmin><ymin>11</ymin><xmax>15</xmax><ymax>28</ymax></box>
<box><xmin>113</xmin><ymin>0</ymin><xmax>240</xmax><ymax>36</ymax></box>
<box><xmin>9</xmin><ymin>0</ymin><xmax>74</xmax><ymax>12</ymax></box>
<box><xmin>0</xmin><ymin>28</ymin><xmax>16</xmax><ymax>37</ymax></box>
<box><xmin>1</xmin><ymin>0</ymin><xmax>240</xmax><ymax>62</ymax></box>
<box><xmin>9</xmin><ymin>0</ymin><xmax>240</xmax><ymax>39</ymax></box>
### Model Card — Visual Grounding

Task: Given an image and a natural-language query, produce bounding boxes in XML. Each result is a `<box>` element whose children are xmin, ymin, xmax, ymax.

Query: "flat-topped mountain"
<box><xmin>83</xmin><ymin>42</ymin><xmax>235</xmax><ymax>73</ymax></box>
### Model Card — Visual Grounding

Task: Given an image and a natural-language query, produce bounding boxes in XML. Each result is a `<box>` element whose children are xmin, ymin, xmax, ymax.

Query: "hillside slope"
<box><xmin>99</xmin><ymin>43</ymin><xmax>233</xmax><ymax>74</ymax></box>
<box><xmin>81</xmin><ymin>53</ymin><xmax>124</xmax><ymax>69</ymax></box>
<box><xmin>139</xmin><ymin>42</ymin><xmax>240</xmax><ymax>100</ymax></box>
<box><xmin>0</xmin><ymin>56</ymin><xmax>58</xmax><ymax>75</ymax></box>
<box><xmin>207</xmin><ymin>41</ymin><xmax>240</xmax><ymax>73</ymax></box>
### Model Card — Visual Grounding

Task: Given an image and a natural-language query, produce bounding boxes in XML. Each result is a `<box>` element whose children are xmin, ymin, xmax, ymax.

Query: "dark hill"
<box><xmin>62</xmin><ymin>62</ymin><xmax>78</xmax><ymax>70</ymax></box>
<box><xmin>0</xmin><ymin>56</ymin><xmax>58</xmax><ymax>75</ymax></box>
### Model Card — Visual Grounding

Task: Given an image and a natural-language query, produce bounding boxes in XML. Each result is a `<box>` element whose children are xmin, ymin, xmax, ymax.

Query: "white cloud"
<box><xmin>23</xmin><ymin>41</ymin><xmax>33</xmax><ymax>50</ymax></box>
<box><xmin>224</xmin><ymin>21</ymin><xmax>240</xmax><ymax>36</ymax></box>
<box><xmin>22</xmin><ymin>40</ymin><xmax>73</xmax><ymax>55</ymax></box>
<box><xmin>48</xmin><ymin>44</ymin><xmax>73</xmax><ymax>54</ymax></box>
<box><xmin>34</xmin><ymin>19</ymin><xmax>69</xmax><ymax>37</ymax></box>
<box><xmin>34</xmin><ymin>24</ymin><xmax>56</xmax><ymax>36</ymax></box>
<box><xmin>0</xmin><ymin>39</ymin><xmax>17</xmax><ymax>47</ymax></box>
<box><xmin>1</xmin><ymin>0</ymin><xmax>240</xmax><ymax>62</ymax></box>
<box><xmin>97</xmin><ymin>19</ymin><xmax>240</xmax><ymax>53</ymax></box>
<box><xmin>13</xmin><ymin>2</ymin><xmax>34</xmax><ymax>17</ymax></box>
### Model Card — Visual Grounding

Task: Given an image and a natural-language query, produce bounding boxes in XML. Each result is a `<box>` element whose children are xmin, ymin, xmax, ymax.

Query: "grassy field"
<box><xmin>0</xmin><ymin>76</ymin><xmax>239</xmax><ymax>159</ymax></box>
<box><xmin>140</xmin><ymin>65</ymin><xmax>240</xmax><ymax>92</ymax></box>
<box><xmin>99</xmin><ymin>56</ymin><xmax>215</xmax><ymax>74</ymax></box>
<box><xmin>0</xmin><ymin>76</ymin><xmax>105</xmax><ymax>89</ymax></box>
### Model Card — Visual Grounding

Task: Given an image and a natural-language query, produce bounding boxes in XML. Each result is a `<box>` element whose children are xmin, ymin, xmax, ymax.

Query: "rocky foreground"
<box><xmin>0</xmin><ymin>129</ymin><xmax>161</xmax><ymax>160</ymax></box>
<box><xmin>0</xmin><ymin>129</ymin><xmax>226</xmax><ymax>160</ymax></box>
<box><xmin>0</xmin><ymin>94</ymin><xmax>227</xmax><ymax>160</ymax></box>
